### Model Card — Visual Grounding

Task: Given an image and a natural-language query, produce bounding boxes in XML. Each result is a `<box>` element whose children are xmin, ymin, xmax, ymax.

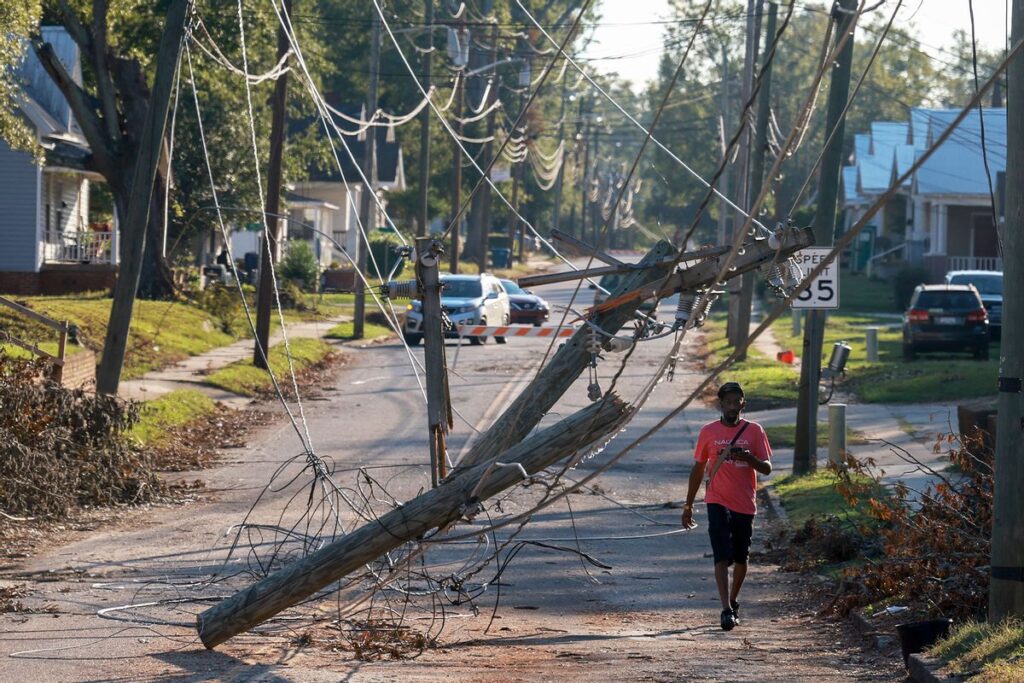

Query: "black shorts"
<box><xmin>707</xmin><ymin>503</ymin><xmax>754</xmax><ymax>565</ymax></box>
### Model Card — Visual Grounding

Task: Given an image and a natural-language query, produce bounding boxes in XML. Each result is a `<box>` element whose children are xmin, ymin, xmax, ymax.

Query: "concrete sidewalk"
<box><xmin>118</xmin><ymin>316</ymin><xmax>346</xmax><ymax>407</ymax></box>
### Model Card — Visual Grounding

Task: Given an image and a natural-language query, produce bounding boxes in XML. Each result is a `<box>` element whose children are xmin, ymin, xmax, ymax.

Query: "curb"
<box><xmin>908</xmin><ymin>654</ymin><xmax>961</xmax><ymax>682</ymax></box>
<box><xmin>759</xmin><ymin>484</ymin><xmax>790</xmax><ymax>527</ymax></box>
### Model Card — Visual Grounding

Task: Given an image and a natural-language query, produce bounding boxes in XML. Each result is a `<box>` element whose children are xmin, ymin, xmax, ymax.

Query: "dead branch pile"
<box><xmin>828</xmin><ymin>434</ymin><xmax>993</xmax><ymax>621</ymax></box>
<box><xmin>0</xmin><ymin>353</ymin><xmax>161</xmax><ymax>520</ymax></box>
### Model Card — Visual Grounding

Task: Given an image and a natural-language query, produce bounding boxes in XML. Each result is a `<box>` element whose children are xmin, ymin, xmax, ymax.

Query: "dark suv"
<box><xmin>902</xmin><ymin>284</ymin><xmax>989</xmax><ymax>360</ymax></box>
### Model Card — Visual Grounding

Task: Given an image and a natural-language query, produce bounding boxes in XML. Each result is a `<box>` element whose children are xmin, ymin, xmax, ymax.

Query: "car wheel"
<box><xmin>403</xmin><ymin>333</ymin><xmax>422</xmax><ymax>347</ymax></box>
<box><xmin>902</xmin><ymin>342</ymin><xmax>916</xmax><ymax>361</ymax></box>
<box><xmin>974</xmin><ymin>343</ymin><xmax>990</xmax><ymax>360</ymax></box>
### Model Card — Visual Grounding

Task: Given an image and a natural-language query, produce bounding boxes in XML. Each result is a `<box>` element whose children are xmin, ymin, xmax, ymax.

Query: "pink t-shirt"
<box><xmin>694</xmin><ymin>419</ymin><xmax>772</xmax><ymax>515</ymax></box>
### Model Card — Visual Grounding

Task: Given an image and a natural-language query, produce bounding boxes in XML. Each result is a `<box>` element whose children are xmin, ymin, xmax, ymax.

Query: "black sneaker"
<box><xmin>720</xmin><ymin>608</ymin><xmax>736</xmax><ymax>631</ymax></box>
<box><xmin>731</xmin><ymin>600</ymin><xmax>740</xmax><ymax>625</ymax></box>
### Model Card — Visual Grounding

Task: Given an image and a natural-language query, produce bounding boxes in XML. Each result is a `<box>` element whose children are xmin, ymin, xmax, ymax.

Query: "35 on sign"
<box><xmin>791</xmin><ymin>248</ymin><xmax>839</xmax><ymax>310</ymax></box>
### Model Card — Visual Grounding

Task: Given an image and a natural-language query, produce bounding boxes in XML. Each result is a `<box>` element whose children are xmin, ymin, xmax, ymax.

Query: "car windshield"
<box><xmin>501</xmin><ymin>280</ymin><xmax>525</xmax><ymax>295</ymax></box>
<box><xmin>949</xmin><ymin>274</ymin><xmax>1003</xmax><ymax>295</ymax></box>
<box><xmin>916</xmin><ymin>291</ymin><xmax>980</xmax><ymax>309</ymax></box>
<box><xmin>442</xmin><ymin>279</ymin><xmax>482</xmax><ymax>298</ymax></box>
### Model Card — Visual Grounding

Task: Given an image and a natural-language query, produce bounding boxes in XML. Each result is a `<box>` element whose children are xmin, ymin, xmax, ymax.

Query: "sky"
<box><xmin>581</xmin><ymin>0</ymin><xmax>1012</xmax><ymax>92</ymax></box>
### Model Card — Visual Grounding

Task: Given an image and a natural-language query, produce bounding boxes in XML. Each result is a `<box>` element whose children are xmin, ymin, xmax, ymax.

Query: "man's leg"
<box><xmin>714</xmin><ymin>561</ymin><xmax>731</xmax><ymax>610</ymax></box>
<box><xmin>729</xmin><ymin>562</ymin><xmax>747</xmax><ymax>606</ymax></box>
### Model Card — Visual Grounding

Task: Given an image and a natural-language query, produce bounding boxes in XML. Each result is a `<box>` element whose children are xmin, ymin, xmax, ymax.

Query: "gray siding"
<box><xmin>0</xmin><ymin>141</ymin><xmax>41</xmax><ymax>272</ymax></box>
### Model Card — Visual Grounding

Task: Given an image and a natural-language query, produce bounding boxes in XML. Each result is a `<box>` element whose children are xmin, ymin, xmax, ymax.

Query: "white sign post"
<box><xmin>792</xmin><ymin>247</ymin><xmax>839</xmax><ymax>309</ymax></box>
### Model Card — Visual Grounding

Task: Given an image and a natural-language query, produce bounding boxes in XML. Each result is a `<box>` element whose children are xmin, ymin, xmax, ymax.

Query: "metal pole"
<box><xmin>354</xmin><ymin>3</ymin><xmax>382</xmax><ymax>339</ymax></box>
<box><xmin>990</xmin><ymin>0</ymin><xmax>1024</xmax><ymax>621</ymax></box>
<box><xmin>416</xmin><ymin>0</ymin><xmax>433</xmax><ymax>238</ymax></box>
<box><xmin>417</xmin><ymin>237</ymin><xmax>451</xmax><ymax>487</ymax></box>
<box><xmin>792</xmin><ymin>308</ymin><xmax>802</xmax><ymax>337</ymax></box>
<box><xmin>253</xmin><ymin>0</ymin><xmax>293</xmax><ymax>368</ymax></box>
<box><xmin>793</xmin><ymin>0</ymin><xmax>857</xmax><ymax>475</ymax></box>
<box><xmin>828</xmin><ymin>403</ymin><xmax>846</xmax><ymax>467</ymax></box>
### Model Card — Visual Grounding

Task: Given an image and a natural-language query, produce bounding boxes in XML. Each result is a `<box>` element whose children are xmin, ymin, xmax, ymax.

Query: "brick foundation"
<box><xmin>0</xmin><ymin>265</ymin><xmax>117</xmax><ymax>295</ymax></box>
<box><xmin>56</xmin><ymin>348</ymin><xmax>96</xmax><ymax>389</ymax></box>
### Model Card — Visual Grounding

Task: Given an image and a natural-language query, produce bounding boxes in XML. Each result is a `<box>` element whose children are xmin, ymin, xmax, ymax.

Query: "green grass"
<box><xmin>703</xmin><ymin>315</ymin><xmax>799</xmax><ymax>406</ymax></box>
<box><xmin>325</xmin><ymin>321</ymin><xmax>393</xmax><ymax>340</ymax></box>
<box><xmin>129</xmin><ymin>389</ymin><xmax>217</xmax><ymax>446</ymax></box>
<box><xmin>770</xmin><ymin>471</ymin><xmax>881</xmax><ymax>529</ymax></box>
<box><xmin>0</xmin><ymin>292</ymin><xmax>236</xmax><ymax>379</ymax></box>
<box><xmin>763</xmin><ymin>423</ymin><xmax>870</xmax><ymax>448</ymax></box>
<box><xmin>929</xmin><ymin>619</ymin><xmax>1024</xmax><ymax>681</ymax></box>
<box><xmin>771</xmin><ymin>312</ymin><xmax>999</xmax><ymax>404</ymax></box>
<box><xmin>837</xmin><ymin>271</ymin><xmax>900</xmax><ymax>313</ymax></box>
<box><xmin>204</xmin><ymin>338</ymin><xmax>334</xmax><ymax>396</ymax></box>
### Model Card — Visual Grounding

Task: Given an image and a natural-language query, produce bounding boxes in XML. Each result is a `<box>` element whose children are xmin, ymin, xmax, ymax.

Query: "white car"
<box><xmin>404</xmin><ymin>273</ymin><xmax>511</xmax><ymax>346</ymax></box>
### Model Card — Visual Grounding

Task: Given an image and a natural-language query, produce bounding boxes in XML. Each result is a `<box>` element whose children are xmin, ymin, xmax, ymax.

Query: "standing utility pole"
<box><xmin>990</xmin><ymin>0</ymin><xmax>1024</xmax><ymax>621</ymax></box>
<box><xmin>579</xmin><ymin>98</ymin><xmax>591</xmax><ymax>243</ymax></box>
<box><xmin>354</xmin><ymin>4</ymin><xmax>383</xmax><ymax>339</ymax></box>
<box><xmin>552</xmin><ymin>73</ymin><xmax>568</xmax><ymax>234</ymax></box>
<box><xmin>793</xmin><ymin>0</ymin><xmax>856</xmax><ymax>474</ymax></box>
<box><xmin>96</xmin><ymin>0</ymin><xmax>190</xmax><ymax>394</ymax></box>
<box><xmin>254</xmin><ymin>0</ymin><xmax>294</xmax><ymax>368</ymax></box>
<box><xmin>449</xmin><ymin>71</ymin><xmax>464</xmax><ymax>273</ymax></box>
<box><xmin>416</xmin><ymin>0</ymin><xmax>434</xmax><ymax>238</ymax></box>
<box><xmin>716</xmin><ymin>46</ymin><xmax>731</xmax><ymax>249</ymax></box>
<box><xmin>511</xmin><ymin>88</ymin><xmax>527</xmax><ymax>264</ymax></box>
<box><xmin>416</xmin><ymin>237</ymin><xmax>452</xmax><ymax>487</ymax></box>
<box><xmin>590</xmin><ymin>124</ymin><xmax>601</xmax><ymax>247</ymax></box>
<box><xmin>475</xmin><ymin>23</ymin><xmax>500</xmax><ymax>273</ymax></box>
<box><xmin>727</xmin><ymin>0</ymin><xmax>762</xmax><ymax>349</ymax></box>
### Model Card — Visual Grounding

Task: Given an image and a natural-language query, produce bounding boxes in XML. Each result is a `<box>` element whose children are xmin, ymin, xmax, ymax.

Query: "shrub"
<box><xmin>194</xmin><ymin>283</ymin><xmax>244</xmax><ymax>334</ymax></box>
<box><xmin>281</xmin><ymin>240</ymin><xmax>320</xmax><ymax>291</ymax></box>
<box><xmin>369</xmin><ymin>234</ymin><xmax>405</xmax><ymax>280</ymax></box>
<box><xmin>0</xmin><ymin>353</ymin><xmax>160</xmax><ymax>520</ymax></box>
<box><xmin>893</xmin><ymin>265</ymin><xmax>931</xmax><ymax>309</ymax></box>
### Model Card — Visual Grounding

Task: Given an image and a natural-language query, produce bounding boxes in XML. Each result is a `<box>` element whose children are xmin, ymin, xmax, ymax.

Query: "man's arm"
<box><xmin>681</xmin><ymin>460</ymin><xmax>706</xmax><ymax>528</ymax></box>
<box><xmin>732</xmin><ymin>448</ymin><xmax>772</xmax><ymax>475</ymax></box>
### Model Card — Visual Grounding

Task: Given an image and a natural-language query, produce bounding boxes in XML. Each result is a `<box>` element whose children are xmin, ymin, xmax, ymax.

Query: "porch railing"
<box><xmin>42</xmin><ymin>230</ymin><xmax>114</xmax><ymax>265</ymax></box>
<box><xmin>948</xmin><ymin>255</ymin><xmax>1003</xmax><ymax>272</ymax></box>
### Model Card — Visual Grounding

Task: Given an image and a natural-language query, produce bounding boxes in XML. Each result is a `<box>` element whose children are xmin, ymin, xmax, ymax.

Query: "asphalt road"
<box><xmin>0</xmin><ymin>264</ymin><xmax>902</xmax><ymax>681</ymax></box>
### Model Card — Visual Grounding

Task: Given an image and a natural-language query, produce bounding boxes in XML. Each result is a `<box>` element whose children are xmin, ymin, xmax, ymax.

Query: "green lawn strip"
<box><xmin>204</xmin><ymin>338</ymin><xmax>333</xmax><ymax>396</ymax></box>
<box><xmin>0</xmin><ymin>293</ymin><xmax>236</xmax><ymax>379</ymax></box>
<box><xmin>928</xmin><ymin>619</ymin><xmax>1024</xmax><ymax>680</ymax></box>
<box><xmin>769</xmin><ymin>471</ymin><xmax>881</xmax><ymax>529</ymax></box>
<box><xmin>129</xmin><ymin>389</ymin><xmax>217</xmax><ymax>447</ymax></box>
<box><xmin>771</xmin><ymin>311</ymin><xmax>999</xmax><ymax>403</ymax></box>
<box><xmin>702</xmin><ymin>316</ymin><xmax>799</xmax><ymax>404</ymax></box>
<box><xmin>325</xmin><ymin>321</ymin><xmax>393</xmax><ymax>340</ymax></box>
<box><xmin>763</xmin><ymin>423</ymin><xmax>870</xmax><ymax>448</ymax></box>
<box><xmin>837</xmin><ymin>271</ymin><xmax>900</xmax><ymax>313</ymax></box>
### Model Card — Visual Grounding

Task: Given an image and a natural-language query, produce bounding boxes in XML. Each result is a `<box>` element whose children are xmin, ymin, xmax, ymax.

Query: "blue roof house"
<box><xmin>0</xmin><ymin>28</ymin><xmax>117</xmax><ymax>295</ymax></box>
<box><xmin>841</xmin><ymin>108</ymin><xmax>1005</xmax><ymax>280</ymax></box>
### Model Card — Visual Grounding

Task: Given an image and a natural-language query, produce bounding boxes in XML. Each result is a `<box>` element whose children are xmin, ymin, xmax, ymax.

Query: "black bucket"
<box><xmin>896</xmin><ymin>618</ymin><xmax>953</xmax><ymax>666</ymax></box>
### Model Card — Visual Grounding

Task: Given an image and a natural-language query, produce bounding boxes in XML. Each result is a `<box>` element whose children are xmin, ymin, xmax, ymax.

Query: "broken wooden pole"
<box><xmin>455</xmin><ymin>240</ymin><xmax>678</xmax><ymax>471</ymax></box>
<box><xmin>196</xmin><ymin>395</ymin><xmax>632</xmax><ymax>649</ymax></box>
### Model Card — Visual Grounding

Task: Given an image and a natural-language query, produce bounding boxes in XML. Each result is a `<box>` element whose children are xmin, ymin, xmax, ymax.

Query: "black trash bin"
<box><xmin>491</xmin><ymin>247</ymin><xmax>512</xmax><ymax>269</ymax></box>
<box><xmin>896</xmin><ymin>618</ymin><xmax>953</xmax><ymax>666</ymax></box>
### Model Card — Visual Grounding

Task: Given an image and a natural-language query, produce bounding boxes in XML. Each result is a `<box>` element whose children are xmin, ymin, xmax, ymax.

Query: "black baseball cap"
<box><xmin>717</xmin><ymin>382</ymin><xmax>744</xmax><ymax>399</ymax></box>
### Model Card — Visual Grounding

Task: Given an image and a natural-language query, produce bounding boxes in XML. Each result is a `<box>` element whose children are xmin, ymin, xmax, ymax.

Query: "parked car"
<box><xmin>500</xmin><ymin>279</ymin><xmax>550</xmax><ymax>326</ymax></box>
<box><xmin>404</xmin><ymin>273</ymin><xmax>511</xmax><ymax>346</ymax></box>
<box><xmin>902</xmin><ymin>284</ymin><xmax>989</xmax><ymax>360</ymax></box>
<box><xmin>944</xmin><ymin>270</ymin><xmax>1002</xmax><ymax>337</ymax></box>
<box><xmin>589</xmin><ymin>272</ymin><xmax>658</xmax><ymax>313</ymax></box>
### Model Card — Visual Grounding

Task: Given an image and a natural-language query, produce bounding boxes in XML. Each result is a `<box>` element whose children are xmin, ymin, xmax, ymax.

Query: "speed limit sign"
<box><xmin>791</xmin><ymin>248</ymin><xmax>839</xmax><ymax>309</ymax></box>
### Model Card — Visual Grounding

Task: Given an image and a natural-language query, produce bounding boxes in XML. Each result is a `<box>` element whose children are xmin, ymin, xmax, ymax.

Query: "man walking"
<box><xmin>682</xmin><ymin>381</ymin><xmax>773</xmax><ymax>631</ymax></box>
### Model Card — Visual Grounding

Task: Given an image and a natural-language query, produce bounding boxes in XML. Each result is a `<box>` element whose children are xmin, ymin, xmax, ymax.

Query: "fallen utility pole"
<box><xmin>990</xmin><ymin>0</ymin><xmax>1024</xmax><ymax>621</ymax></box>
<box><xmin>95</xmin><ymin>0</ymin><xmax>190</xmax><ymax>394</ymax></box>
<box><xmin>793</xmin><ymin>0</ymin><xmax>856</xmax><ymax>475</ymax></box>
<box><xmin>197</xmin><ymin>395</ymin><xmax>632</xmax><ymax>648</ymax></box>
<box><xmin>253</xmin><ymin>0</ymin><xmax>293</xmax><ymax>369</ymax></box>
<box><xmin>354</xmin><ymin>2</ymin><xmax>382</xmax><ymax>339</ymax></box>
<box><xmin>459</xmin><ymin>226</ymin><xmax>813</xmax><ymax>471</ymax></box>
<box><xmin>417</xmin><ymin>237</ymin><xmax>453</xmax><ymax>487</ymax></box>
